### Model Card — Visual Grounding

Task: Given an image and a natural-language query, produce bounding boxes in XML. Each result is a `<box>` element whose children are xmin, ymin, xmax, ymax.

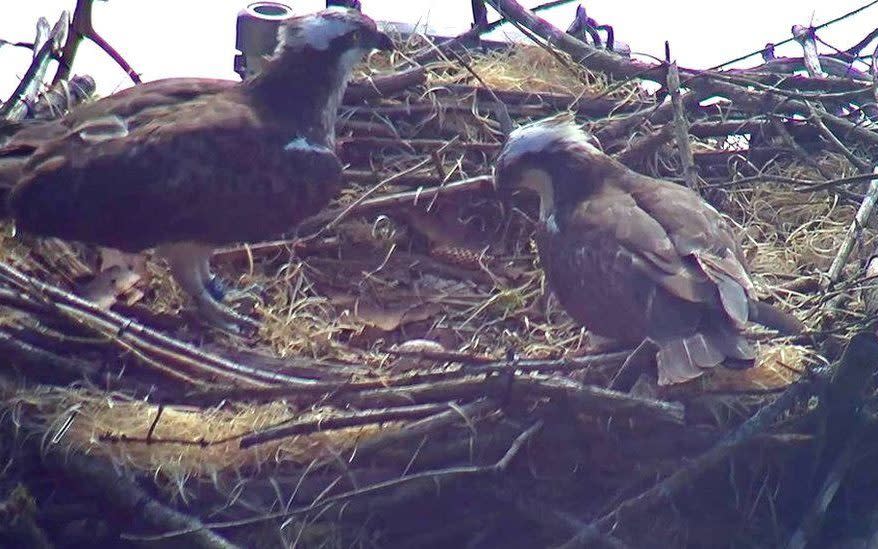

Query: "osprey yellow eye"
<box><xmin>350</xmin><ymin>30</ymin><xmax>362</xmax><ymax>43</ymax></box>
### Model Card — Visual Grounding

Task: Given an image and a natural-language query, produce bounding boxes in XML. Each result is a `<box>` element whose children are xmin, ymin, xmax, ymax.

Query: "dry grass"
<box><xmin>10</xmin><ymin>387</ymin><xmax>392</xmax><ymax>478</ymax></box>
<box><xmin>436</xmin><ymin>45</ymin><xmax>620</xmax><ymax>97</ymax></box>
<box><xmin>724</xmin><ymin>153</ymin><xmax>877</xmax><ymax>337</ymax></box>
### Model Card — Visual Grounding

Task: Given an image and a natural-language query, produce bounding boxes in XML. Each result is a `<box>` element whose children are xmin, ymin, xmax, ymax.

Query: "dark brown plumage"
<box><xmin>494</xmin><ymin>116</ymin><xmax>803</xmax><ymax>385</ymax></box>
<box><xmin>0</xmin><ymin>8</ymin><xmax>392</xmax><ymax>331</ymax></box>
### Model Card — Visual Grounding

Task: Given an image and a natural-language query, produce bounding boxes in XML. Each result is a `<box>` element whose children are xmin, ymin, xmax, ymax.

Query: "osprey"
<box><xmin>0</xmin><ymin>8</ymin><xmax>393</xmax><ymax>332</ymax></box>
<box><xmin>494</xmin><ymin>117</ymin><xmax>803</xmax><ymax>385</ymax></box>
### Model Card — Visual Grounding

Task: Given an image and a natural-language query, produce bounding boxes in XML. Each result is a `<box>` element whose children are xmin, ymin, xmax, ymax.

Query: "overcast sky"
<box><xmin>1</xmin><ymin>0</ymin><xmax>877</xmax><ymax>99</ymax></box>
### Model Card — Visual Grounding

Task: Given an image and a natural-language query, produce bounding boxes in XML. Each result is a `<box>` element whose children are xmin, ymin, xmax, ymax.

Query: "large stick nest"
<box><xmin>2</xmin><ymin>5</ymin><xmax>878</xmax><ymax>548</ymax></box>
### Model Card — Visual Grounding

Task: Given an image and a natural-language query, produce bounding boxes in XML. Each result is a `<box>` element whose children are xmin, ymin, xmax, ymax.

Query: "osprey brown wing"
<box><xmin>57</xmin><ymin>78</ymin><xmax>234</xmax><ymax>131</ymax></box>
<box><xmin>545</xmin><ymin>188</ymin><xmax>717</xmax><ymax>339</ymax></box>
<box><xmin>0</xmin><ymin>78</ymin><xmax>235</xmax><ymax>193</ymax></box>
<box><xmin>542</xmin><ymin>187</ymin><xmax>757</xmax><ymax>385</ymax></box>
<box><xmin>9</xmin><ymin>92</ymin><xmax>342</xmax><ymax>252</ymax></box>
<box><xmin>624</xmin><ymin>175</ymin><xmax>756</xmax><ymax>326</ymax></box>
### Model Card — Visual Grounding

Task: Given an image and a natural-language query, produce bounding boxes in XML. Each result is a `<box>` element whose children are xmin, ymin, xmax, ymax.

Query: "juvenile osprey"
<box><xmin>494</xmin><ymin>117</ymin><xmax>803</xmax><ymax>385</ymax></box>
<box><xmin>1</xmin><ymin>8</ymin><xmax>392</xmax><ymax>332</ymax></box>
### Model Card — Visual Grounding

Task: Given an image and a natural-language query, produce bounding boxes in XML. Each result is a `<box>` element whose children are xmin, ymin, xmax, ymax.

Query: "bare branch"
<box><xmin>825</xmin><ymin>167</ymin><xmax>878</xmax><ymax>288</ymax></box>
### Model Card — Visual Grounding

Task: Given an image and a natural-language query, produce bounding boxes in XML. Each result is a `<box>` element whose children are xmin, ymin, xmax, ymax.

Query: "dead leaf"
<box><xmin>330</xmin><ymin>294</ymin><xmax>441</xmax><ymax>332</ymax></box>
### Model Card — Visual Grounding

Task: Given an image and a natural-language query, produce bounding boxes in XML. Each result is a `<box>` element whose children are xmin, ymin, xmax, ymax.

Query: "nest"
<box><xmin>2</xmin><ymin>7</ymin><xmax>878</xmax><ymax>549</ymax></box>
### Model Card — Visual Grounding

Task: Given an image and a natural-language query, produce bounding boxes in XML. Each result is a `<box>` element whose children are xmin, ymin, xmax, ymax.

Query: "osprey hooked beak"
<box><xmin>493</xmin><ymin>149</ymin><xmax>555</xmax><ymax>222</ymax></box>
<box><xmin>493</xmin><ymin>115</ymin><xmax>596</xmax><ymax>221</ymax></box>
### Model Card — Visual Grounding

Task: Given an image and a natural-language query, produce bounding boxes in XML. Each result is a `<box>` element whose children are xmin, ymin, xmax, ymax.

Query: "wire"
<box><xmin>707</xmin><ymin>0</ymin><xmax>878</xmax><ymax>70</ymax></box>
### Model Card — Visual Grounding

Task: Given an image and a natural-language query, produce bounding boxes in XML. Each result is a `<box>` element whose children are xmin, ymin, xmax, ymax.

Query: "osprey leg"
<box><xmin>197</xmin><ymin>253</ymin><xmax>226</xmax><ymax>301</ymax></box>
<box><xmin>159</xmin><ymin>242</ymin><xmax>258</xmax><ymax>334</ymax></box>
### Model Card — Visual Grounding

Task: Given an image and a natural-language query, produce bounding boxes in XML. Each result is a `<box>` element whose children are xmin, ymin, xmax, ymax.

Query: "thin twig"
<box><xmin>872</xmin><ymin>43</ymin><xmax>878</xmax><ymax>106</ymax></box>
<box><xmin>8</xmin><ymin>418</ymin><xmax>240</xmax><ymax>549</ymax></box>
<box><xmin>807</xmin><ymin>102</ymin><xmax>871</xmax><ymax>173</ymax></box>
<box><xmin>121</xmin><ymin>420</ymin><xmax>544</xmax><ymax>541</ymax></box>
<box><xmin>558</xmin><ymin>368</ymin><xmax>822</xmax><ymax>547</ymax></box>
<box><xmin>0</xmin><ymin>262</ymin><xmax>320</xmax><ymax>388</ymax></box>
<box><xmin>825</xmin><ymin>167</ymin><xmax>878</xmax><ymax>288</ymax></box>
<box><xmin>239</xmin><ymin>402</ymin><xmax>457</xmax><ymax>449</ymax></box>
<box><xmin>305</xmin><ymin>156</ymin><xmax>434</xmax><ymax>241</ymax></box>
<box><xmin>615</xmin><ymin>123</ymin><xmax>675</xmax><ymax>165</ymax></box>
<box><xmin>295</xmin><ymin>175</ymin><xmax>494</xmax><ymax>236</ymax></box>
<box><xmin>666</xmin><ymin>60</ymin><xmax>698</xmax><ymax>190</ymax></box>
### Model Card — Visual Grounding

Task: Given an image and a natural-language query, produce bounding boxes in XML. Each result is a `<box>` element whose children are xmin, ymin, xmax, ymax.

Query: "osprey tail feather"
<box><xmin>655</xmin><ymin>324</ymin><xmax>757</xmax><ymax>386</ymax></box>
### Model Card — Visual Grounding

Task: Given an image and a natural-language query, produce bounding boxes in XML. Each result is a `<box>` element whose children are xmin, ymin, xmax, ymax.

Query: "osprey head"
<box><xmin>494</xmin><ymin>115</ymin><xmax>601</xmax><ymax>220</ymax></box>
<box><xmin>277</xmin><ymin>7</ymin><xmax>393</xmax><ymax>57</ymax></box>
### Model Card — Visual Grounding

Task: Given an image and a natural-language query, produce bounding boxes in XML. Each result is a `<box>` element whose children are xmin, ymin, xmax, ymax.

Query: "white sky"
<box><xmin>1</xmin><ymin>0</ymin><xmax>877</xmax><ymax>100</ymax></box>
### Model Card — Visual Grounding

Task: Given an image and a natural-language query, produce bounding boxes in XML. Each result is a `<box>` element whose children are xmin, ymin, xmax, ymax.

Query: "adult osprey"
<box><xmin>0</xmin><ymin>8</ymin><xmax>392</xmax><ymax>332</ymax></box>
<box><xmin>494</xmin><ymin>117</ymin><xmax>803</xmax><ymax>385</ymax></box>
